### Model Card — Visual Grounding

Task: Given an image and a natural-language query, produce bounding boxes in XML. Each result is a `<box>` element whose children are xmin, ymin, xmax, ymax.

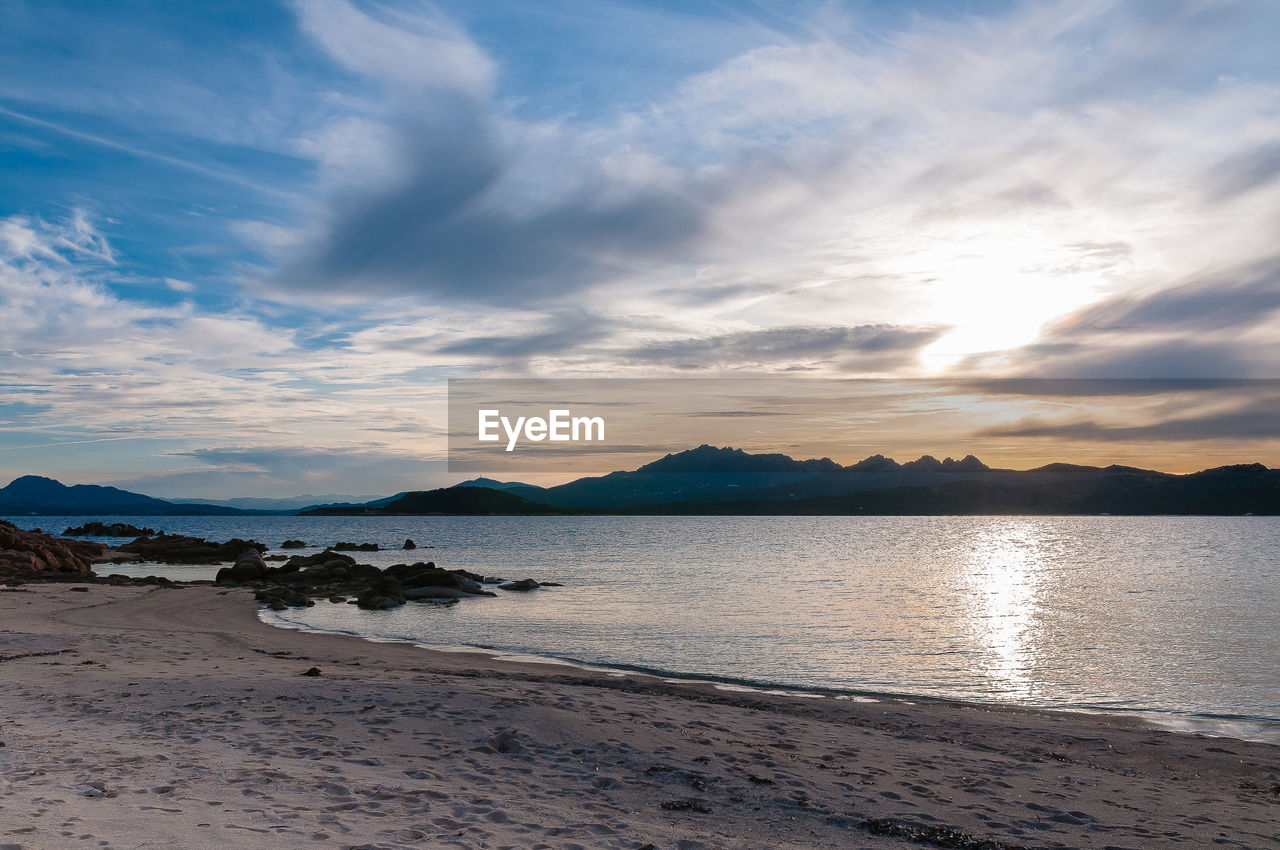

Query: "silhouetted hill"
<box><xmin>639</xmin><ymin>444</ymin><xmax>841</xmax><ymax>474</ymax></box>
<box><xmin>453</xmin><ymin>478</ymin><xmax>549</xmax><ymax>501</ymax></box>
<box><xmin>624</xmin><ymin>464</ymin><xmax>1280</xmax><ymax>515</ymax></box>
<box><xmin>0</xmin><ymin>475</ymin><xmax>250</xmax><ymax>516</ymax></box>
<box><xmin>455</xmin><ymin>477</ymin><xmax>536</xmax><ymax>491</ymax></box>
<box><xmin>301</xmin><ymin>487</ymin><xmax>565</xmax><ymax>516</ymax></box>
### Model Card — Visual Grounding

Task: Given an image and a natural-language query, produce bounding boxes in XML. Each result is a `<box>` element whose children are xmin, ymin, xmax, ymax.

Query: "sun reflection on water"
<box><xmin>962</xmin><ymin>520</ymin><xmax>1051</xmax><ymax>700</ymax></box>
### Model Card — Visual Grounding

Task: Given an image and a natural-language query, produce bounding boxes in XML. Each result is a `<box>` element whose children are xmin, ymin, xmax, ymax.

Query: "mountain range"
<box><xmin>4</xmin><ymin>446</ymin><xmax>1279</xmax><ymax>516</ymax></box>
<box><xmin>307</xmin><ymin>445</ymin><xmax>1280</xmax><ymax>516</ymax></box>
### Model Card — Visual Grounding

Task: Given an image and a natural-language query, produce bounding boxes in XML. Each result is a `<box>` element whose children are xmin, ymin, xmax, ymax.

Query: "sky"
<box><xmin>1</xmin><ymin>0</ymin><xmax>1279</xmax><ymax>497</ymax></box>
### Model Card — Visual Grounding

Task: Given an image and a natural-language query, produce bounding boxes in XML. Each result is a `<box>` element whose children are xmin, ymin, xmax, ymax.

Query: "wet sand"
<box><xmin>0</xmin><ymin>583</ymin><xmax>1277</xmax><ymax>848</ymax></box>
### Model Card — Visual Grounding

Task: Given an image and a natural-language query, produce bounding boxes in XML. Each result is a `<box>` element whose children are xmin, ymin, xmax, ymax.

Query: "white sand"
<box><xmin>1</xmin><ymin>583</ymin><xmax>1277</xmax><ymax>849</ymax></box>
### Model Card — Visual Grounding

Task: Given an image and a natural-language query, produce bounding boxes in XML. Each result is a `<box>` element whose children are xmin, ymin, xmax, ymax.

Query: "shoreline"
<box><xmin>2</xmin><ymin>583</ymin><xmax>1278</xmax><ymax>848</ymax></box>
<box><xmin>259</xmin><ymin>606</ymin><xmax>1280</xmax><ymax>746</ymax></box>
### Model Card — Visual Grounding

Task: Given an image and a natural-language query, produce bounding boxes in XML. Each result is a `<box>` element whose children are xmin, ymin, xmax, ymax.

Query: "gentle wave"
<box><xmin>257</xmin><ymin>605</ymin><xmax>1280</xmax><ymax>745</ymax></box>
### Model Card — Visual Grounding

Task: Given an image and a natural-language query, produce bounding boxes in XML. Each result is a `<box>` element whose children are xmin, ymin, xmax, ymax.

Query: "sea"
<box><xmin>8</xmin><ymin>514</ymin><xmax>1278</xmax><ymax>742</ymax></box>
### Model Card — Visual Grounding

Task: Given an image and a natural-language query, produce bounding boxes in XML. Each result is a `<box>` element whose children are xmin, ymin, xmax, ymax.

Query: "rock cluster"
<box><xmin>211</xmin><ymin>548</ymin><xmax>557</xmax><ymax>612</ymax></box>
<box><xmin>63</xmin><ymin>522</ymin><xmax>158</xmax><ymax>537</ymax></box>
<box><xmin>0</xmin><ymin>520</ymin><xmax>104</xmax><ymax>579</ymax></box>
<box><xmin>331</xmin><ymin>541</ymin><xmax>379</xmax><ymax>551</ymax></box>
<box><xmin>119</xmin><ymin>533</ymin><xmax>267</xmax><ymax>564</ymax></box>
<box><xmin>498</xmin><ymin>578</ymin><xmax>541</xmax><ymax>591</ymax></box>
<box><xmin>280</xmin><ymin>539</ymin><xmax>307</xmax><ymax>549</ymax></box>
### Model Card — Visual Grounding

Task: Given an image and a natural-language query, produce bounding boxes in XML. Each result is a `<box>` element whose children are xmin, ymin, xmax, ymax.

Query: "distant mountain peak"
<box><xmin>4</xmin><ymin>475</ymin><xmax>68</xmax><ymax>493</ymax></box>
<box><xmin>942</xmin><ymin>454</ymin><xmax>989</xmax><ymax>472</ymax></box>
<box><xmin>901</xmin><ymin>455</ymin><xmax>943</xmax><ymax>471</ymax></box>
<box><xmin>894</xmin><ymin>454</ymin><xmax>990</xmax><ymax>472</ymax></box>
<box><xmin>847</xmin><ymin>454</ymin><xmax>901</xmax><ymax>472</ymax></box>
<box><xmin>453</xmin><ymin>477</ymin><xmax>542</xmax><ymax>493</ymax></box>
<box><xmin>638</xmin><ymin>445</ymin><xmax>840</xmax><ymax>474</ymax></box>
<box><xmin>0</xmin><ymin>475</ymin><xmax>254</xmax><ymax>516</ymax></box>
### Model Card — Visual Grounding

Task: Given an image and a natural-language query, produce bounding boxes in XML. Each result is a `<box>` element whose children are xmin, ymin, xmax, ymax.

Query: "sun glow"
<box><xmin>962</xmin><ymin>520</ymin><xmax>1052</xmax><ymax>699</ymax></box>
<box><xmin>905</xmin><ymin>232</ymin><xmax>1117</xmax><ymax>372</ymax></box>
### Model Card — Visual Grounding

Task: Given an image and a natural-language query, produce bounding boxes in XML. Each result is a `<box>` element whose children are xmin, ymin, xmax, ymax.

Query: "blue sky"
<box><xmin>2</xmin><ymin>0</ymin><xmax>1279</xmax><ymax>497</ymax></box>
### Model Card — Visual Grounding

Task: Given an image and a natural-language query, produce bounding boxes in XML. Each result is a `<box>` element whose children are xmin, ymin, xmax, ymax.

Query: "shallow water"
<box><xmin>11</xmin><ymin>514</ymin><xmax>1279</xmax><ymax>740</ymax></box>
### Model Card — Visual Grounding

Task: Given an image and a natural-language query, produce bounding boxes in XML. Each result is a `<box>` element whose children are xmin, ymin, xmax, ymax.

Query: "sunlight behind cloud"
<box><xmin>913</xmin><ymin>234</ymin><xmax>1116</xmax><ymax>371</ymax></box>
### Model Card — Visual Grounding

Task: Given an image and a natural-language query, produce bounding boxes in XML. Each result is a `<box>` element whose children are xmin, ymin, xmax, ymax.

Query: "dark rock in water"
<box><xmin>280</xmin><ymin>539</ymin><xmax>307</xmax><ymax>548</ymax></box>
<box><xmin>357</xmin><ymin>594</ymin><xmax>404</xmax><ymax>610</ymax></box>
<box><xmin>233</xmin><ymin>549</ymin><xmax>267</xmax><ymax>579</ymax></box>
<box><xmin>263</xmin><ymin>554</ymin><xmax>288</xmax><ymax>561</ymax></box>
<box><xmin>283</xmin><ymin>550</ymin><xmax>356</xmax><ymax>571</ymax></box>
<box><xmin>332</xmin><ymin>541</ymin><xmax>379</xmax><ymax>551</ymax></box>
<box><xmin>254</xmin><ymin>585</ymin><xmax>311</xmax><ymax>607</ymax></box>
<box><xmin>402</xmin><ymin>538</ymin><xmax>416</xmax><ymax>550</ymax></box>
<box><xmin>538</xmin><ymin>581</ymin><xmax>564</xmax><ymax>587</ymax></box>
<box><xmin>120</xmin><ymin>533</ymin><xmax>266</xmax><ymax>565</ymax></box>
<box><xmin>498</xmin><ymin>578</ymin><xmax>541</xmax><ymax>592</ymax></box>
<box><xmin>63</xmin><ymin>521</ymin><xmax>157</xmax><ymax>537</ymax></box>
<box><xmin>270</xmin><ymin>550</ymin><xmax>379</xmax><ymax>591</ymax></box>
<box><xmin>385</xmin><ymin>562</ymin><xmax>494</xmax><ymax>596</ymax></box>
<box><xmin>217</xmin><ymin>549</ymin><xmax>270</xmax><ymax>584</ymax></box>
<box><xmin>404</xmin><ymin>586</ymin><xmax>482</xmax><ymax>600</ymax></box>
<box><xmin>0</xmin><ymin>520</ymin><xmax>104</xmax><ymax>579</ymax></box>
<box><xmin>301</xmin><ymin>667</ymin><xmax>321</xmax><ymax>677</ymax></box>
<box><xmin>197</xmin><ymin>541</ymin><xmax>550</xmax><ymax>613</ymax></box>
<box><xmin>101</xmin><ymin>573</ymin><xmax>171</xmax><ymax>587</ymax></box>
<box><xmin>356</xmin><ymin>575</ymin><xmax>407</xmax><ymax>610</ymax></box>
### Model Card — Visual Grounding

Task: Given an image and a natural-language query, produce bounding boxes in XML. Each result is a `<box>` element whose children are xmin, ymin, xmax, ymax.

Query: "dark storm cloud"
<box><xmin>1059</xmin><ymin>257</ymin><xmax>1280</xmax><ymax>334</ymax></box>
<box><xmin>280</xmin><ymin>96</ymin><xmax>708</xmax><ymax>306</ymax></box>
<box><xmin>624</xmin><ymin>324</ymin><xmax>944</xmax><ymax>368</ymax></box>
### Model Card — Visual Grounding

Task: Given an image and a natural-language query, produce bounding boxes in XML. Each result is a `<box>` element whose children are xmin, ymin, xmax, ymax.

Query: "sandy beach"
<box><xmin>0</xmin><ymin>584</ymin><xmax>1276</xmax><ymax>849</ymax></box>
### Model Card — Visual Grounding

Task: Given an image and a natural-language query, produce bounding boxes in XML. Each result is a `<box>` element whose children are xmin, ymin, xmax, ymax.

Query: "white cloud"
<box><xmin>0</xmin><ymin>212</ymin><xmax>455</xmax><ymax>492</ymax></box>
<box><xmin>291</xmin><ymin>0</ymin><xmax>493</xmax><ymax>96</ymax></box>
<box><xmin>257</xmin><ymin>0</ymin><xmax>1278</xmax><ymax>384</ymax></box>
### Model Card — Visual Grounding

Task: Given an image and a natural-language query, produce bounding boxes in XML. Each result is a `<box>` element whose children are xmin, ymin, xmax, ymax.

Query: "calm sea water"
<box><xmin>10</xmin><ymin>515</ymin><xmax>1279</xmax><ymax>741</ymax></box>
